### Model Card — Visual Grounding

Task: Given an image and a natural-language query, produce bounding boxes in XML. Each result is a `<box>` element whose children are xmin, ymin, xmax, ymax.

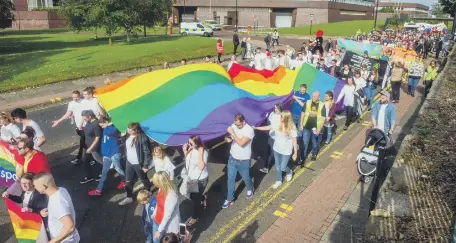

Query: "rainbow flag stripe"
<box><xmin>229</xmin><ymin>63</ymin><xmax>346</xmax><ymax>104</ymax></box>
<box><xmin>96</xmin><ymin>63</ymin><xmax>293</xmax><ymax>146</ymax></box>
<box><xmin>0</xmin><ymin>141</ymin><xmax>19</xmax><ymax>187</ymax></box>
<box><xmin>5</xmin><ymin>197</ymin><xmax>43</xmax><ymax>243</ymax></box>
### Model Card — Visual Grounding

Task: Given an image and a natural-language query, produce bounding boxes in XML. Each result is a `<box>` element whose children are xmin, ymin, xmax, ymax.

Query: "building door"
<box><xmin>275</xmin><ymin>12</ymin><xmax>292</xmax><ymax>28</ymax></box>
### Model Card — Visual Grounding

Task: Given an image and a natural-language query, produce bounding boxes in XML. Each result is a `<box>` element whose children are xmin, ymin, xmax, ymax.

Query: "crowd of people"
<box><xmin>0</xmin><ymin>25</ymin><xmax>446</xmax><ymax>243</ymax></box>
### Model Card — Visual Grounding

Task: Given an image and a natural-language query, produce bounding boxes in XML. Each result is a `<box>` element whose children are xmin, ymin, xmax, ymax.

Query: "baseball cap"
<box><xmin>380</xmin><ymin>91</ymin><xmax>390</xmax><ymax>99</ymax></box>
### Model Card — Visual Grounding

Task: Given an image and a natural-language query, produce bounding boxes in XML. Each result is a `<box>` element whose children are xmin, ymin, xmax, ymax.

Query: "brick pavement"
<box><xmin>256</xmin><ymin>85</ymin><xmax>420</xmax><ymax>243</ymax></box>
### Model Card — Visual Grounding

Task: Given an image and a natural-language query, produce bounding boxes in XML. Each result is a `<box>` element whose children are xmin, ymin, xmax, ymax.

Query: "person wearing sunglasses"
<box><xmin>15</xmin><ymin>138</ymin><xmax>50</xmax><ymax>179</ymax></box>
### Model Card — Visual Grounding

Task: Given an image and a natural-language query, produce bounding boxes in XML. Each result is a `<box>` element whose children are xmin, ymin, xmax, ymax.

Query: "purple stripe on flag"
<box><xmin>165</xmin><ymin>92</ymin><xmax>294</xmax><ymax>145</ymax></box>
<box><xmin>333</xmin><ymin>79</ymin><xmax>347</xmax><ymax>110</ymax></box>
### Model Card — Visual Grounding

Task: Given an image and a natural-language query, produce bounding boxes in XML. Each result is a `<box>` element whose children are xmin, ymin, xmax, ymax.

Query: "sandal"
<box><xmin>186</xmin><ymin>218</ymin><xmax>198</xmax><ymax>227</ymax></box>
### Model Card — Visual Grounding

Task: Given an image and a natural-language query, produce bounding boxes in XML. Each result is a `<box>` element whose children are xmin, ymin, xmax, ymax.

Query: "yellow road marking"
<box><xmin>330</xmin><ymin>155</ymin><xmax>341</xmax><ymax>159</ymax></box>
<box><xmin>280</xmin><ymin>204</ymin><xmax>293</xmax><ymax>212</ymax></box>
<box><xmin>210</xmin><ymin>89</ymin><xmax>388</xmax><ymax>243</ymax></box>
<box><xmin>273</xmin><ymin>210</ymin><xmax>288</xmax><ymax>218</ymax></box>
<box><xmin>56</xmin><ymin>97</ymin><xmax>62</xmax><ymax>102</ymax></box>
<box><xmin>333</xmin><ymin>151</ymin><xmax>343</xmax><ymax>155</ymax></box>
<box><xmin>50</xmin><ymin>98</ymin><xmax>55</xmax><ymax>103</ymax></box>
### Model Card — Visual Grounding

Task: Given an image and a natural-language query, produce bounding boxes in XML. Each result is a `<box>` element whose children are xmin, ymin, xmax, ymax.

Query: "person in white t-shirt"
<box><xmin>11</xmin><ymin>108</ymin><xmax>46</xmax><ymax>148</ymax></box>
<box><xmin>33</xmin><ymin>172</ymin><xmax>80</xmax><ymax>243</ymax></box>
<box><xmin>0</xmin><ymin>112</ymin><xmax>21</xmax><ymax>144</ymax></box>
<box><xmin>181</xmin><ymin>135</ymin><xmax>209</xmax><ymax>227</ymax></box>
<box><xmin>251</xmin><ymin>47</ymin><xmax>266</xmax><ymax>71</ymax></box>
<box><xmin>82</xmin><ymin>87</ymin><xmax>102</xmax><ymax>119</ymax></box>
<box><xmin>253</xmin><ymin>111</ymin><xmax>298</xmax><ymax>189</ymax></box>
<box><xmin>151</xmin><ymin>146</ymin><xmax>175</xmax><ymax>180</ymax></box>
<box><xmin>254</xmin><ymin>103</ymin><xmax>283</xmax><ymax>174</ymax></box>
<box><xmin>222</xmin><ymin>114</ymin><xmax>255</xmax><ymax>209</ymax></box>
<box><xmin>52</xmin><ymin>91</ymin><xmax>87</xmax><ymax>164</ymax></box>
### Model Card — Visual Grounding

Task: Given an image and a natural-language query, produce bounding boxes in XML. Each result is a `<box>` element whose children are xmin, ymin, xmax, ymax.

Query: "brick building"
<box><xmin>173</xmin><ymin>0</ymin><xmax>375</xmax><ymax>28</ymax></box>
<box><xmin>11</xmin><ymin>0</ymin><xmax>65</xmax><ymax>30</ymax></box>
<box><xmin>376</xmin><ymin>2</ymin><xmax>430</xmax><ymax>17</ymax></box>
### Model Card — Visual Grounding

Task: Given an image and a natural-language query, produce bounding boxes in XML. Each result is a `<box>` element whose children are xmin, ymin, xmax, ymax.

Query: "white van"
<box><xmin>180</xmin><ymin>22</ymin><xmax>214</xmax><ymax>37</ymax></box>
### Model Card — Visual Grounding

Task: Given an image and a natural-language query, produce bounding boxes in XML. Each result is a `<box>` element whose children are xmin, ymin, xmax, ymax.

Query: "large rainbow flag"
<box><xmin>4</xmin><ymin>197</ymin><xmax>48</xmax><ymax>243</ymax></box>
<box><xmin>0</xmin><ymin>141</ymin><xmax>20</xmax><ymax>187</ymax></box>
<box><xmin>96</xmin><ymin>63</ymin><xmax>293</xmax><ymax>146</ymax></box>
<box><xmin>96</xmin><ymin>63</ymin><xmax>346</xmax><ymax>146</ymax></box>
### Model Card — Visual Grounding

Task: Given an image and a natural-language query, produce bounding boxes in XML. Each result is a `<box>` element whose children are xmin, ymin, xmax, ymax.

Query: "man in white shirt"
<box><xmin>251</xmin><ymin>47</ymin><xmax>266</xmax><ymax>71</ymax></box>
<box><xmin>222</xmin><ymin>114</ymin><xmax>255</xmax><ymax>209</ymax></box>
<box><xmin>33</xmin><ymin>172</ymin><xmax>80</xmax><ymax>243</ymax></box>
<box><xmin>52</xmin><ymin>91</ymin><xmax>87</xmax><ymax>164</ymax></box>
<box><xmin>11</xmin><ymin>108</ymin><xmax>46</xmax><ymax>148</ymax></box>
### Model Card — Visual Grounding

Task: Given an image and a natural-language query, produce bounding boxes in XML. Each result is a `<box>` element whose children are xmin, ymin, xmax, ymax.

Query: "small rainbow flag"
<box><xmin>5</xmin><ymin>197</ymin><xmax>47</xmax><ymax>243</ymax></box>
<box><xmin>0</xmin><ymin>141</ymin><xmax>20</xmax><ymax>187</ymax></box>
<box><xmin>96</xmin><ymin>63</ymin><xmax>293</xmax><ymax>146</ymax></box>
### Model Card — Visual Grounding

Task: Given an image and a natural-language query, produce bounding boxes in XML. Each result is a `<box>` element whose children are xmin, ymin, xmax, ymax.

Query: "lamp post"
<box><xmin>373</xmin><ymin>0</ymin><xmax>379</xmax><ymax>29</ymax></box>
<box><xmin>235</xmin><ymin>0</ymin><xmax>238</xmax><ymax>32</ymax></box>
<box><xmin>183</xmin><ymin>0</ymin><xmax>186</xmax><ymax>23</ymax></box>
<box><xmin>309</xmin><ymin>14</ymin><xmax>314</xmax><ymax>35</ymax></box>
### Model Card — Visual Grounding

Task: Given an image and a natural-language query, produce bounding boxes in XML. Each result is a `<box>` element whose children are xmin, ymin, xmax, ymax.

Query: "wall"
<box><xmin>376</xmin><ymin>13</ymin><xmax>408</xmax><ymax>20</ymax></box>
<box><xmin>196</xmin><ymin>7</ymin><xmax>271</xmax><ymax>27</ymax></box>
<box><xmin>295</xmin><ymin>8</ymin><xmax>329</xmax><ymax>26</ymax></box>
<box><xmin>12</xmin><ymin>11</ymin><xmax>66</xmax><ymax>30</ymax></box>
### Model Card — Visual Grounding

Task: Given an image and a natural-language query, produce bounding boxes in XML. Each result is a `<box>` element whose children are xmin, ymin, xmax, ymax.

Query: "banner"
<box><xmin>342</xmin><ymin>51</ymin><xmax>390</xmax><ymax>88</ymax></box>
<box><xmin>337</xmin><ymin>39</ymin><xmax>383</xmax><ymax>57</ymax></box>
<box><xmin>0</xmin><ymin>141</ymin><xmax>19</xmax><ymax>187</ymax></box>
<box><xmin>5</xmin><ymin>197</ymin><xmax>48</xmax><ymax>243</ymax></box>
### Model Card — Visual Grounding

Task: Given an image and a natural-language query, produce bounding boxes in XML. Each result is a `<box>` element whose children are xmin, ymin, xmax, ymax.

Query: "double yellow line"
<box><xmin>209</xmin><ymin>90</ymin><xmax>387</xmax><ymax>243</ymax></box>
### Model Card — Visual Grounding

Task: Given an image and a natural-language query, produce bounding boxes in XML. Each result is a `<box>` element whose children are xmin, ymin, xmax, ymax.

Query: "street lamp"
<box><xmin>183</xmin><ymin>0</ymin><xmax>186</xmax><ymax>23</ymax></box>
<box><xmin>235</xmin><ymin>0</ymin><xmax>238</xmax><ymax>32</ymax></box>
<box><xmin>309</xmin><ymin>14</ymin><xmax>314</xmax><ymax>35</ymax></box>
<box><xmin>373</xmin><ymin>0</ymin><xmax>380</xmax><ymax>29</ymax></box>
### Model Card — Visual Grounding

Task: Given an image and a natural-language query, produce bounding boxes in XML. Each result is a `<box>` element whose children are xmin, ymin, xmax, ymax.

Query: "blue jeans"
<box><xmin>152</xmin><ymin>221</ymin><xmax>162</xmax><ymax>243</ymax></box>
<box><xmin>292</xmin><ymin>114</ymin><xmax>302</xmax><ymax>137</ymax></box>
<box><xmin>408</xmin><ymin>76</ymin><xmax>420</xmax><ymax>95</ymax></box>
<box><xmin>227</xmin><ymin>156</ymin><xmax>253</xmax><ymax>202</ymax></box>
<box><xmin>144</xmin><ymin>219</ymin><xmax>153</xmax><ymax>243</ymax></box>
<box><xmin>324</xmin><ymin>126</ymin><xmax>333</xmax><ymax>143</ymax></box>
<box><xmin>273</xmin><ymin>151</ymin><xmax>291</xmax><ymax>182</ymax></box>
<box><xmin>364</xmin><ymin>83</ymin><xmax>377</xmax><ymax>107</ymax></box>
<box><xmin>302</xmin><ymin>129</ymin><xmax>322</xmax><ymax>160</ymax></box>
<box><xmin>96</xmin><ymin>153</ymin><xmax>125</xmax><ymax>191</ymax></box>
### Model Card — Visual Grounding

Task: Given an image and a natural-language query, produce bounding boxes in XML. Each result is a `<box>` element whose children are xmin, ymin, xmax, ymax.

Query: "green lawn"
<box><xmin>0</xmin><ymin>29</ymin><xmax>232</xmax><ymax>92</ymax></box>
<box><xmin>276</xmin><ymin>20</ymin><xmax>386</xmax><ymax>36</ymax></box>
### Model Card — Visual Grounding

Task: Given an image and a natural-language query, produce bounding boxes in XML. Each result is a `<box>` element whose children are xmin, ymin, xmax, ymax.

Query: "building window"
<box><xmin>340</xmin><ymin>10</ymin><xmax>367</xmax><ymax>16</ymax></box>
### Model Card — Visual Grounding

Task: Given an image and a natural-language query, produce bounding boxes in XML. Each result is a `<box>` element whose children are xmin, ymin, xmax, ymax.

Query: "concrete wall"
<box><xmin>196</xmin><ymin>7</ymin><xmax>271</xmax><ymax>27</ymax></box>
<box><xmin>12</xmin><ymin>11</ymin><xmax>66</xmax><ymax>30</ymax></box>
<box><xmin>296</xmin><ymin>8</ymin><xmax>329</xmax><ymax>26</ymax></box>
<box><xmin>376</xmin><ymin>13</ymin><xmax>408</xmax><ymax>20</ymax></box>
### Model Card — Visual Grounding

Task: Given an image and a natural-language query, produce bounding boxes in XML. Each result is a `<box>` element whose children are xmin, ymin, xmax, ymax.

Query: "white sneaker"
<box><xmin>118</xmin><ymin>197</ymin><xmax>133</xmax><ymax>206</ymax></box>
<box><xmin>286</xmin><ymin>172</ymin><xmax>293</xmax><ymax>182</ymax></box>
<box><xmin>272</xmin><ymin>181</ymin><xmax>282</xmax><ymax>189</ymax></box>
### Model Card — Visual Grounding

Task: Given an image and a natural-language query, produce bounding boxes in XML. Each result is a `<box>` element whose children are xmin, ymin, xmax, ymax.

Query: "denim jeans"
<box><xmin>324</xmin><ymin>126</ymin><xmax>333</xmax><ymax>143</ymax></box>
<box><xmin>292</xmin><ymin>114</ymin><xmax>302</xmax><ymax>137</ymax></box>
<box><xmin>144</xmin><ymin>218</ymin><xmax>153</xmax><ymax>243</ymax></box>
<box><xmin>273</xmin><ymin>151</ymin><xmax>291</xmax><ymax>182</ymax></box>
<box><xmin>227</xmin><ymin>156</ymin><xmax>253</xmax><ymax>202</ymax></box>
<box><xmin>152</xmin><ymin>220</ymin><xmax>163</xmax><ymax>243</ymax></box>
<box><xmin>408</xmin><ymin>76</ymin><xmax>420</xmax><ymax>96</ymax></box>
<box><xmin>302</xmin><ymin>129</ymin><xmax>322</xmax><ymax>160</ymax></box>
<box><xmin>96</xmin><ymin>153</ymin><xmax>125</xmax><ymax>191</ymax></box>
<box><xmin>364</xmin><ymin>83</ymin><xmax>377</xmax><ymax>107</ymax></box>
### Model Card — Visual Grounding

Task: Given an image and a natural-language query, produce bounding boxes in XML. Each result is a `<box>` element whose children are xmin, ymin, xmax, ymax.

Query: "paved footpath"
<box><xmin>256</xmin><ymin>84</ymin><xmax>419</xmax><ymax>243</ymax></box>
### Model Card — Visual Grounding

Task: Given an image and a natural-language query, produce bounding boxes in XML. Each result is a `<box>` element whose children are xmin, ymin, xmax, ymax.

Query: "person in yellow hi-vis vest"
<box><xmin>299</xmin><ymin>91</ymin><xmax>326</xmax><ymax>166</ymax></box>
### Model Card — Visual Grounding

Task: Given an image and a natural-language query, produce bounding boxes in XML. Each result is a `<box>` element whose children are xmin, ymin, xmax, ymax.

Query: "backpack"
<box><xmin>264</xmin><ymin>35</ymin><xmax>270</xmax><ymax>42</ymax></box>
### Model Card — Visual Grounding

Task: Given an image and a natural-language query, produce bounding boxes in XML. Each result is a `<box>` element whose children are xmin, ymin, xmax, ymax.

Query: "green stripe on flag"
<box><xmin>294</xmin><ymin>65</ymin><xmax>318</xmax><ymax>90</ymax></box>
<box><xmin>0</xmin><ymin>158</ymin><xmax>15</xmax><ymax>171</ymax></box>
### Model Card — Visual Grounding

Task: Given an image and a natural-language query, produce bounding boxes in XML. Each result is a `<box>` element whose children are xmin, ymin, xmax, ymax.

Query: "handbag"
<box><xmin>185</xmin><ymin>151</ymin><xmax>206</xmax><ymax>194</ymax></box>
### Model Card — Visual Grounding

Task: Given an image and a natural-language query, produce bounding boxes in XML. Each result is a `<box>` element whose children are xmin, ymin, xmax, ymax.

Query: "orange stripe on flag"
<box><xmin>231</xmin><ymin>67</ymin><xmax>287</xmax><ymax>84</ymax></box>
<box><xmin>9</xmin><ymin>210</ymin><xmax>42</xmax><ymax>231</ymax></box>
<box><xmin>5</xmin><ymin>198</ymin><xmax>42</xmax><ymax>223</ymax></box>
<box><xmin>95</xmin><ymin>76</ymin><xmax>136</xmax><ymax>95</ymax></box>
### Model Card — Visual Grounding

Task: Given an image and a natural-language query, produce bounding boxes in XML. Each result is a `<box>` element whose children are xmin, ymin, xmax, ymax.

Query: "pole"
<box><xmin>374</xmin><ymin>0</ymin><xmax>379</xmax><ymax>29</ymax></box>
<box><xmin>210</xmin><ymin>0</ymin><xmax>212</xmax><ymax>20</ymax></box>
<box><xmin>183</xmin><ymin>0</ymin><xmax>186</xmax><ymax>23</ymax></box>
<box><xmin>452</xmin><ymin>9</ymin><xmax>456</xmax><ymax>40</ymax></box>
<box><xmin>235</xmin><ymin>0</ymin><xmax>238</xmax><ymax>32</ymax></box>
<box><xmin>310</xmin><ymin>20</ymin><xmax>312</xmax><ymax>35</ymax></box>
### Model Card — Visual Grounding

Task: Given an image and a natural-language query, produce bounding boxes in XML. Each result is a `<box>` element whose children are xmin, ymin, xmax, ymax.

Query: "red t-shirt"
<box><xmin>24</xmin><ymin>151</ymin><xmax>51</xmax><ymax>175</ymax></box>
<box><xmin>154</xmin><ymin>190</ymin><xmax>166</xmax><ymax>225</ymax></box>
<box><xmin>217</xmin><ymin>42</ymin><xmax>224</xmax><ymax>54</ymax></box>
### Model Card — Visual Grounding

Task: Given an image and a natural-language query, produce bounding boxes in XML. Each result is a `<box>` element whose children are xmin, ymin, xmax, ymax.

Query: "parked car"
<box><xmin>180</xmin><ymin>22</ymin><xmax>214</xmax><ymax>37</ymax></box>
<box><xmin>204</xmin><ymin>20</ymin><xmax>222</xmax><ymax>31</ymax></box>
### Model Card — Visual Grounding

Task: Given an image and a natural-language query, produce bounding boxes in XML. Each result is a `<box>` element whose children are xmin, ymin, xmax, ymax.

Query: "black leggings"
<box><xmin>424</xmin><ymin>79</ymin><xmax>433</xmax><ymax>96</ymax></box>
<box><xmin>217</xmin><ymin>53</ymin><xmax>222</xmax><ymax>63</ymax></box>
<box><xmin>125</xmin><ymin>161</ymin><xmax>151</xmax><ymax>198</ymax></box>
<box><xmin>76</xmin><ymin>128</ymin><xmax>85</xmax><ymax>160</ymax></box>
<box><xmin>190</xmin><ymin>178</ymin><xmax>208</xmax><ymax>219</ymax></box>
<box><xmin>345</xmin><ymin>106</ymin><xmax>354</xmax><ymax>127</ymax></box>
<box><xmin>391</xmin><ymin>81</ymin><xmax>402</xmax><ymax>101</ymax></box>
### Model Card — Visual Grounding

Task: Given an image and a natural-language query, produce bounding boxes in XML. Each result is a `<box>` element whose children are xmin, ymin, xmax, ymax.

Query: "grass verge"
<box><xmin>0</xmin><ymin>30</ymin><xmax>232</xmax><ymax>92</ymax></box>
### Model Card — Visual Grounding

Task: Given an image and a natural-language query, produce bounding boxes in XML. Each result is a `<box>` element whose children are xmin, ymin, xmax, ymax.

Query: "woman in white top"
<box><xmin>0</xmin><ymin>112</ymin><xmax>21</xmax><ymax>144</ymax></box>
<box><xmin>226</xmin><ymin>55</ymin><xmax>238</xmax><ymax>71</ymax></box>
<box><xmin>182</xmin><ymin>135</ymin><xmax>208</xmax><ymax>226</ymax></box>
<box><xmin>246</xmin><ymin>38</ymin><xmax>253</xmax><ymax>59</ymax></box>
<box><xmin>254</xmin><ymin>103</ymin><xmax>283</xmax><ymax>174</ymax></box>
<box><xmin>336</xmin><ymin>76</ymin><xmax>357</xmax><ymax>130</ymax></box>
<box><xmin>152</xmin><ymin>147</ymin><xmax>175</xmax><ymax>180</ymax></box>
<box><xmin>255</xmin><ymin>110</ymin><xmax>298</xmax><ymax>189</ymax></box>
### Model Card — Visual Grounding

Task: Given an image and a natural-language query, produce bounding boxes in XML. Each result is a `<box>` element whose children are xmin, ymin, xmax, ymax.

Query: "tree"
<box><xmin>135</xmin><ymin>0</ymin><xmax>172</xmax><ymax>37</ymax></box>
<box><xmin>59</xmin><ymin>0</ymin><xmax>91</xmax><ymax>32</ymax></box>
<box><xmin>431</xmin><ymin>2</ymin><xmax>448</xmax><ymax>17</ymax></box>
<box><xmin>0</xmin><ymin>0</ymin><xmax>15</xmax><ymax>29</ymax></box>
<box><xmin>438</xmin><ymin>0</ymin><xmax>456</xmax><ymax>17</ymax></box>
<box><xmin>379</xmin><ymin>7</ymin><xmax>395</xmax><ymax>13</ymax></box>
